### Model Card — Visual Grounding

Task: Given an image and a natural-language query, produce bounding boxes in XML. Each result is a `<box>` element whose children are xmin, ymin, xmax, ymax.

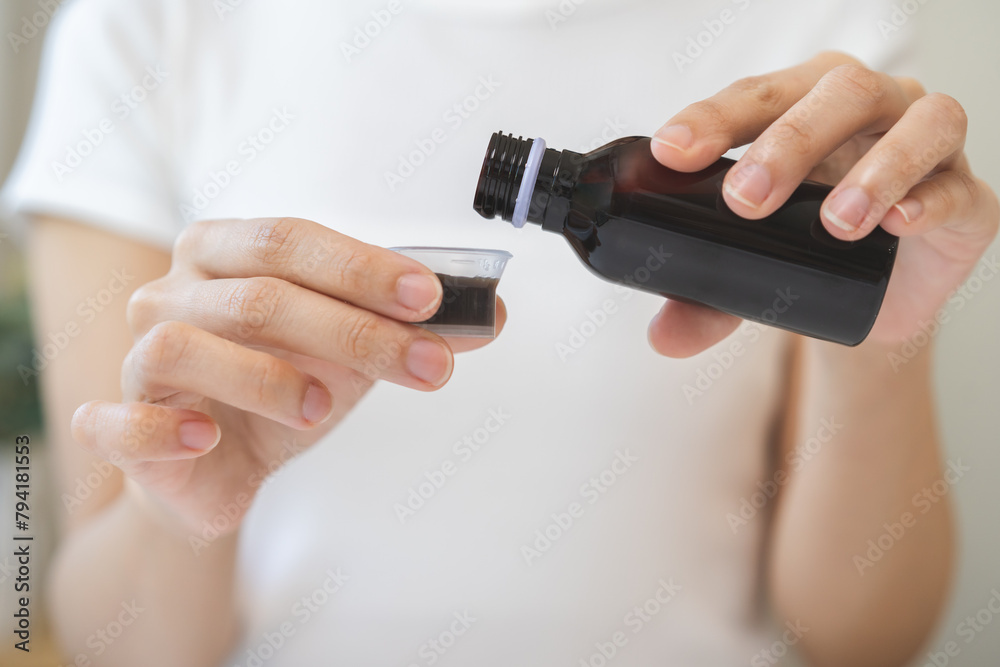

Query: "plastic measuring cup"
<box><xmin>390</xmin><ymin>246</ymin><xmax>512</xmax><ymax>338</ymax></box>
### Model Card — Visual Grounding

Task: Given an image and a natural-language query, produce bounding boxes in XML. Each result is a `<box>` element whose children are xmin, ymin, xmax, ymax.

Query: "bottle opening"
<box><xmin>473</xmin><ymin>132</ymin><xmax>535</xmax><ymax>223</ymax></box>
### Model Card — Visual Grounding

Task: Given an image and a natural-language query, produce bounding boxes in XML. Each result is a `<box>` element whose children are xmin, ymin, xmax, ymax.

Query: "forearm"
<box><xmin>47</xmin><ymin>484</ymin><xmax>241</xmax><ymax>667</ymax></box>
<box><xmin>770</xmin><ymin>338</ymin><xmax>954</xmax><ymax>667</ymax></box>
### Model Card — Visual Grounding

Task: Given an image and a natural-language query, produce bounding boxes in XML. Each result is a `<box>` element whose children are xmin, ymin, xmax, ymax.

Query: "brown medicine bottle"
<box><xmin>473</xmin><ymin>132</ymin><xmax>898</xmax><ymax>346</ymax></box>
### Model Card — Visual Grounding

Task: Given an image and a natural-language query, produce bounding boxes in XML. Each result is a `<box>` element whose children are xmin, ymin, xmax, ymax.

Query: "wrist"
<box><xmin>794</xmin><ymin>333</ymin><xmax>943</xmax><ymax>471</ymax></box>
<box><xmin>120</xmin><ymin>480</ymin><xmax>240</xmax><ymax>553</ymax></box>
<box><xmin>803</xmin><ymin>332</ymin><xmax>934</xmax><ymax>382</ymax></box>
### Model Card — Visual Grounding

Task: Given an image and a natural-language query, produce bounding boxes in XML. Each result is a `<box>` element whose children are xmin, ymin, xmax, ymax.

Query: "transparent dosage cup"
<box><xmin>390</xmin><ymin>247</ymin><xmax>512</xmax><ymax>338</ymax></box>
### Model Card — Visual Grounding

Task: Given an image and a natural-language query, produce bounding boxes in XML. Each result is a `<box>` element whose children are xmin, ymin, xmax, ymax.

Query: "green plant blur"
<box><xmin>0</xmin><ymin>244</ymin><xmax>43</xmax><ymax>443</ymax></box>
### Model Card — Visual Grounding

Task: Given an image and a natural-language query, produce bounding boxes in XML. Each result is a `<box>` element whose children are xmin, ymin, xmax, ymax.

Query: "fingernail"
<box><xmin>724</xmin><ymin>163</ymin><xmax>772</xmax><ymax>209</ymax></box>
<box><xmin>825</xmin><ymin>187</ymin><xmax>871</xmax><ymax>232</ymax></box>
<box><xmin>302</xmin><ymin>382</ymin><xmax>334</xmax><ymax>424</ymax></box>
<box><xmin>397</xmin><ymin>273</ymin><xmax>442</xmax><ymax>315</ymax></box>
<box><xmin>653</xmin><ymin>125</ymin><xmax>694</xmax><ymax>151</ymax></box>
<box><xmin>406</xmin><ymin>339</ymin><xmax>452</xmax><ymax>387</ymax></box>
<box><xmin>894</xmin><ymin>198</ymin><xmax>924</xmax><ymax>225</ymax></box>
<box><xmin>179</xmin><ymin>421</ymin><xmax>221</xmax><ymax>451</ymax></box>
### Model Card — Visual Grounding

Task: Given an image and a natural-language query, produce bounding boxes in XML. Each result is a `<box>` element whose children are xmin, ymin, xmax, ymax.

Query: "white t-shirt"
<box><xmin>2</xmin><ymin>1</ymin><xmax>916</xmax><ymax>665</ymax></box>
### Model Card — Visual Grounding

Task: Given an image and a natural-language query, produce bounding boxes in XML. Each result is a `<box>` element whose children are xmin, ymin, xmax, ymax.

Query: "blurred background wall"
<box><xmin>0</xmin><ymin>2</ymin><xmax>43</xmax><ymax>177</ymax></box>
<box><xmin>901</xmin><ymin>2</ymin><xmax>1000</xmax><ymax>666</ymax></box>
<box><xmin>0</xmin><ymin>1</ymin><xmax>997</xmax><ymax>665</ymax></box>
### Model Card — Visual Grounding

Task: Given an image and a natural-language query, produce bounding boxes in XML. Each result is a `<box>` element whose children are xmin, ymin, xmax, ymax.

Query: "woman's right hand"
<box><xmin>69</xmin><ymin>217</ymin><xmax>502</xmax><ymax>538</ymax></box>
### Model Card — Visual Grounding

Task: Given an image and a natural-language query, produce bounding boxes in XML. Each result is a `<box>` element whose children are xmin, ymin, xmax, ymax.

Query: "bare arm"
<box><xmin>768</xmin><ymin>336</ymin><xmax>952</xmax><ymax>666</ymax></box>
<box><xmin>29</xmin><ymin>217</ymin><xmax>241</xmax><ymax>666</ymax></box>
<box><xmin>646</xmin><ymin>51</ymin><xmax>998</xmax><ymax>665</ymax></box>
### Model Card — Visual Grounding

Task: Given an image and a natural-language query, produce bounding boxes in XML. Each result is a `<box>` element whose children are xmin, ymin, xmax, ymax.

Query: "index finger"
<box><xmin>650</xmin><ymin>51</ymin><xmax>858</xmax><ymax>172</ymax></box>
<box><xmin>173</xmin><ymin>217</ymin><xmax>443</xmax><ymax>322</ymax></box>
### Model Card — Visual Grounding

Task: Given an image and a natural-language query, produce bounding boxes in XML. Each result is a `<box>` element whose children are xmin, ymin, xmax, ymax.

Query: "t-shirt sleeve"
<box><xmin>0</xmin><ymin>0</ymin><xmax>183</xmax><ymax>249</ymax></box>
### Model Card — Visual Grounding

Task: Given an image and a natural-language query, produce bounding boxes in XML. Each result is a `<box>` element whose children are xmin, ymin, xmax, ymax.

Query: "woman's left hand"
<box><xmin>647</xmin><ymin>51</ymin><xmax>999</xmax><ymax>357</ymax></box>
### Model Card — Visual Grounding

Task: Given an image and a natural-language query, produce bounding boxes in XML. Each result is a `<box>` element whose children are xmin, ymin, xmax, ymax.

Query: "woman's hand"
<box><xmin>69</xmin><ymin>217</ymin><xmax>505</xmax><ymax>535</ymax></box>
<box><xmin>647</xmin><ymin>51</ymin><xmax>999</xmax><ymax>357</ymax></box>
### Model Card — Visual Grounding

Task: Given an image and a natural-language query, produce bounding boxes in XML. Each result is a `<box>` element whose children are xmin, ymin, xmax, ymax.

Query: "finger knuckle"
<box><xmin>247</xmin><ymin>217</ymin><xmax>301</xmax><ymax>269</ymax></box>
<box><xmin>173</xmin><ymin>219</ymin><xmax>212</xmax><ymax>258</ymax></box>
<box><xmin>826</xmin><ymin>64</ymin><xmax>889</xmax><ymax>110</ymax></box>
<box><xmin>873</xmin><ymin>141</ymin><xmax>916</xmax><ymax>178</ymax></box>
<box><xmin>134</xmin><ymin>321</ymin><xmax>193</xmax><ymax>383</ymax></box>
<box><xmin>922</xmin><ymin>92</ymin><xmax>968</xmax><ymax>136</ymax></box>
<box><xmin>758</xmin><ymin>117</ymin><xmax>815</xmax><ymax>159</ymax></box>
<box><xmin>925</xmin><ymin>177</ymin><xmax>958</xmax><ymax>215</ymax></box>
<box><xmin>952</xmin><ymin>170</ymin><xmax>980</xmax><ymax>208</ymax></box>
<box><xmin>125</xmin><ymin>282</ymin><xmax>162</xmax><ymax>333</ymax></box>
<box><xmin>70</xmin><ymin>401</ymin><xmax>100</xmax><ymax>442</ymax></box>
<box><xmin>120</xmin><ymin>404</ymin><xmax>163</xmax><ymax>453</ymax></box>
<box><xmin>247</xmin><ymin>357</ymin><xmax>285</xmax><ymax>407</ymax></box>
<box><xmin>896</xmin><ymin>76</ymin><xmax>927</xmax><ymax>99</ymax></box>
<box><xmin>329</xmin><ymin>246</ymin><xmax>374</xmax><ymax>294</ymax></box>
<box><xmin>339</xmin><ymin>310</ymin><xmax>379</xmax><ymax>361</ymax></box>
<box><xmin>223</xmin><ymin>277</ymin><xmax>284</xmax><ymax>334</ymax></box>
<box><xmin>730</xmin><ymin>75</ymin><xmax>784</xmax><ymax>113</ymax></box>
<box><xmin>686</xmin><ymin>98</ymin><xmax>731</xmax><ymax>132</ymax></box>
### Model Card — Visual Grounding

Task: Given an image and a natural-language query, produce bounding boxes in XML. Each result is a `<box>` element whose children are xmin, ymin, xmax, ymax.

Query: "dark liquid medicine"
<box><xmin>473</xmin><ymin>132</ymin><xmax>899</xmax><ymax>346</ymax></box>
<box><xmin>422</xmin><ymin>274</ymin><xmax>498</xmax><ymax>334</ymax></box>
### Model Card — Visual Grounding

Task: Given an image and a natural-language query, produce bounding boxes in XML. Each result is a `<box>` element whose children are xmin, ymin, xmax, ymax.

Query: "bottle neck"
<box><xmin>522</xmin><ymin>145</ymin><xmax>584</xmax><ymax>232</ymax></box>
<box><xmin>473</xmin><ymin>132</ymin><xmax>583</xmax><ymax>232</ymax></box>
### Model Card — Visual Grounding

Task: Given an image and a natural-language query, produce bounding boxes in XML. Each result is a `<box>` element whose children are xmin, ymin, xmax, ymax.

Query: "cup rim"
<box><xmin>389</xmin><ymin>246</ymin><xmax>513</xmax><ymax>260</ymax></box>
